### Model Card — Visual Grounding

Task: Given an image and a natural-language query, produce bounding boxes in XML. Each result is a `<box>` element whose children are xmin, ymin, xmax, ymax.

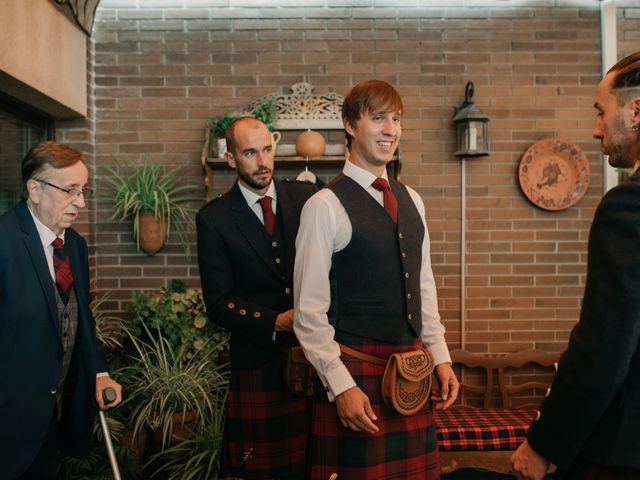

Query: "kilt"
<box><xmin>221</xmin><ymin>356</ymin><xmax>312</xmax><ymax>480</ymax></box>
<box><xmin>308</xmin><ymin>336</ymin><xmax>440</xmax><ymax>480</ymax></box>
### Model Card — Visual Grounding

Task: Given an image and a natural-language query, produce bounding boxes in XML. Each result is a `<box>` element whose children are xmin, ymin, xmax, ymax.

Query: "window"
<box><xmin>0</xmin><ymin>93</ymin><xmax>53</xmax><ymax>214</ymax></box>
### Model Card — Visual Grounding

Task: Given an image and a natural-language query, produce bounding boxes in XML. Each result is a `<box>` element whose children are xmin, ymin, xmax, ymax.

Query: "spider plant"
<box><xmin>104</xmin><ymin>161</ymin><xmax>200</xmax><ymax>254</ymax></box>
<box><xmin>122</xmin><ymin>322</ymin><xmax>228</xmax><ymax>450</ymax></box>
<box><xmin>147</xmin><ymin>393</ymin><xmax>227</xmax><ymax>480</ymax></box>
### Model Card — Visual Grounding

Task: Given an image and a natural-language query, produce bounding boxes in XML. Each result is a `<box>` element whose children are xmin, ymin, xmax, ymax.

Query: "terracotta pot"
<box><xmin>138</xmin><ymin>213</ymin><xmax>168</xmax><ymax>256</ymax></box>
<box><xmin>121</xmin><ymin>422</ymin><xmax>148</xmax><ymax>459</ymax></box>
<box><xmin>151</xmin><ymin>411</ymin><xmax>197</xmax><ymax>443</ymax></box>
<box><xmin>295</xmin><ymin>130</ymin><xmax>326</xmax><ymax>157</ymax></box>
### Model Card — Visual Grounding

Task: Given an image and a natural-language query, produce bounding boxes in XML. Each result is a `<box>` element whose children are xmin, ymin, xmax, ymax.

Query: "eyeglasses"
<box><xmin>39</xmin><ymin>180</ymin><xmax>93</xmax><ymax>200</ymax></box>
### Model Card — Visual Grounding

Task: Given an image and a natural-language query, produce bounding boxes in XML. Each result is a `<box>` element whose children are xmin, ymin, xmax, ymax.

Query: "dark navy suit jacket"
<box><xmin>0</xmin><ymin>200</ymin><xmax>106</xmax><ymax>479</ymax></box>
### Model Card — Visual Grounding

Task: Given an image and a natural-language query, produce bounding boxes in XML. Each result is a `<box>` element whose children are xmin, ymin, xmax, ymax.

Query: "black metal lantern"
<box><xmin>453</xmin><ymin>81</ymin><xmax>490</xmax><ymax>158</ymax></box>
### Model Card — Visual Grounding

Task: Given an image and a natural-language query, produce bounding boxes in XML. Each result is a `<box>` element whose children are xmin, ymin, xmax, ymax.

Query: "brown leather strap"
<box><xmin>339</xmin><ymin>344</ymin><xmax>387</xmax><ymax>366</ymax></box>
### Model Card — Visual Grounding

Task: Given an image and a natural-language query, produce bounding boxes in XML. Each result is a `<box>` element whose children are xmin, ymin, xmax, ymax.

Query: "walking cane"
<box><xmin>98</xmin><ymin>387</ymin><xmax>122</xmax><ymax>480</ymax></box>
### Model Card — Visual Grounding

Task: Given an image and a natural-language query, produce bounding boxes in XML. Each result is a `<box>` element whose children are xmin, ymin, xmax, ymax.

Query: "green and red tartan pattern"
<box><xmin>307</xmin><ymin>337</ymin><xmax>441</xmax><ymax>480</ymax></box>
<box><xmin>435</xmin><ymin>408</ymin><xmax>536</xmax><ymax>451</ymax></box>
<box><xmin>221</xmin><ymin>359</ymin><xmax>312</xmax><ymax>480</ymax></box>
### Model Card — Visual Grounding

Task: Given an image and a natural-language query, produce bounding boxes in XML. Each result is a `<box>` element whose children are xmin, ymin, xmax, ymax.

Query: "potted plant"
<box><xmin>147</xmin><ymin>390</ymin><xmax>227</xmax><ymax>480</ymax></box>
<box><xmin>129</xmin><ymin>279</ymin><xmax>228</xmax><ymax>362</ymax></box>
<box><xmin>104</xmin><ymin>162</ymin><xmax>200</xmax><ymax>256</ymax></box>
<box><xmin>122</xmin><ymin>322</ymin><xmax>229</xmax><ymax>450</ymax></box>
<box><xmin>208</xmin><ymin>112</ymin><xmax>236</xmax><ymax>158</ymax></box>
<box><xmin>111</xmin><ymin>281</ymin><xmax>230</xmax><ymax>475</ymax></box>
<box><xmin>252</xmin><ymin>97</ymin><xmax>277</xmax><ymax>132</ymax></box>
<box><xmin>124</xmin><ymin>280</ymin><xmax>229</xmax><ymax>448</ymax></box>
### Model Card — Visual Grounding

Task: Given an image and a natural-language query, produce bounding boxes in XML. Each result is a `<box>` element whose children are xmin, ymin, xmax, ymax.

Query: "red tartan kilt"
<box><xmin>308</xmin><ymin>337</ymin><xmax>441</xmax><ymax>480</ymax></box>
<box><xmin>222</xmin><ymin>358</ymin><xmax>312</xmax><ymax>480</ymax></box>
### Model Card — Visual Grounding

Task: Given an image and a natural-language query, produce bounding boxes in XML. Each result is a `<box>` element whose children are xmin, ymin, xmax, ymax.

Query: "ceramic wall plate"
<box><xmin>518</xmin><ymin>138</ymin><xmax>590</xmax><ymax>211</ymax></box>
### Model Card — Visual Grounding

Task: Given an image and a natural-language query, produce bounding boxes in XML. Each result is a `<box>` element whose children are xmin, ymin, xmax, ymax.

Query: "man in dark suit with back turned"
<box><xmin>0</xmin><ymin>141</ymin><xmax>122</xmax><ymax>480</ymax></box>
<box><xmin>511</xmin><ymin>51</ymin><xmax>640</xmax><ymax>480</ymax></box>
<box><xmin>197</xmin><ymin>116</ymin><xmax>316</xmax><ymax>479</ymax></box>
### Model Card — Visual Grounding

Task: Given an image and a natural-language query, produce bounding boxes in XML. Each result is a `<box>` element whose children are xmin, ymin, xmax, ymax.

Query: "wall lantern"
<box><xmin>453</xmin><ymin>81</ymin><xmax>490</xmax><ymax>158</ymax></box>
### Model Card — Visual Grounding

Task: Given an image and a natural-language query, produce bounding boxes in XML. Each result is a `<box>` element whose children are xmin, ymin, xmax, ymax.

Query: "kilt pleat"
<box><xmin>222</xmin><ymin>359</ymin><xmax>312</xmax><ymax>480</ymax></box>
<box><xmin>308</xmin><ymin>336</ymin><xmax>441</xmax><ymax>480</ymax></box>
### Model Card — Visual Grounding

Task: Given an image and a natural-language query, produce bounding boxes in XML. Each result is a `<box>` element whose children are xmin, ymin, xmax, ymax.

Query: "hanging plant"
<box><xmin>104</xmin><ymin>161</ymin><xmax>199</xmax><ymax>256</ymax></box>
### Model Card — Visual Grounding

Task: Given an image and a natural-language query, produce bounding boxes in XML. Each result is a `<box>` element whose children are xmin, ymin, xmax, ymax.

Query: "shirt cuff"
<box><xmin>324</xmin><ymin>363</ymin><xmax>357</xmax><ymax>401</ymax></box>
<box><xmin>428</xmin><ymin>341</ymin><xmax>452</xmax><ymax>365</ymax></box>
<box><xmin>96</xmin><ymin>372</ymin><xmax>109</xmax><ymax>378</ymax></box>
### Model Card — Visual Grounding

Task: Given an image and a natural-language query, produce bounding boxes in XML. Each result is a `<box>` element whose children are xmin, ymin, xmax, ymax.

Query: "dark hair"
<box><xmin>225</xmin><ymin>115</ymin><xmax>266</xmax><ymax>155</ymax></box>
<box><xmin>607</xmin><ymin>51</ymin><xmax>640</xmax><ymax>104</ymax></box>
<box><xmin>21</xmin><ymin>141</ymin><xmax>85</xmax><ymax>199</ymax></box>
<box><xmin>342</xmin><ymin>80</ymin><xmax>404</xmax><ymax>148</ymax></box>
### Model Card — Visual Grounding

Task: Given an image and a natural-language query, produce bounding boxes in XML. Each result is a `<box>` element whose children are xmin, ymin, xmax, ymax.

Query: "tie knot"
<box><xmin>372</xmin><ymin>177</ymin><xmax>390</xmax><ymax>192</ymax></box>
<box><xmin>52</xmin><ymin>237</ymin><xmax>64</xmax><ymax>250</ymax></box>
<box><xmin>258</xmin><ymin>196</ymin><xmax>272</xmax><ymax>212</ymax></box>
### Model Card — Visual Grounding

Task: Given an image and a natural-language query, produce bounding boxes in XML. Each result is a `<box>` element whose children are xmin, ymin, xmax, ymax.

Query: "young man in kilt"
<box><xmin>293</xmin><ymin>80</ymin><xmax>459</xmax><ymax>480</ymax></box>
<box><xmin>197</xmin><ymin>116</ymin><xmax>316</xmax><ymax>479</ymax></box>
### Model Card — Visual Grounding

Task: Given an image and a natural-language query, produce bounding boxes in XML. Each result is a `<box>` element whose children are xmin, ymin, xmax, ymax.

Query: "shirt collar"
<box><xmin>27</xmin><ymin>204</ymin><xmax>65</xmax><ymax>249</ymax></box>
<box><xmin>238</xmin><ymin>180</ymin><xmax>277</xmax><ymax>207</ymax></box>
<box><xmin>342</xmin><ymin>160</ymin><xmax>389</xmax><ymax>190</ymax></box>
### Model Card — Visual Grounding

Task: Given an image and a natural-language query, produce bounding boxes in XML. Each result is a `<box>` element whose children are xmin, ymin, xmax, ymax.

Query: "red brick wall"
<box><xmin>59</xmin><ymin>2</ymin><xmax>640</xmax><ymax>353</ymax></box>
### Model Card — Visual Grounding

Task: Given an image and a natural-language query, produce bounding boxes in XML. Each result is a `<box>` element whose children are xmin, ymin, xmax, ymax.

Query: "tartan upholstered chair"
<box><xmin>435</xmin><ymin>349</ymin><xmax>560</xmax><ymax>474</ymax></box>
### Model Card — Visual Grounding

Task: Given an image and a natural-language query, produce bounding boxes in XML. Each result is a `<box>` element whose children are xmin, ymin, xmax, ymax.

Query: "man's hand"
<box><xmin>511</xmin><ymin>440</ymin><xmax>550</xmax><ymax>480</ymax></box>
<box><xmin>431</xmin><ymin>362</ymin><xmax>459</xmax><ymax>410</ymax></box>
<box><xmin>275</xmin><ymin>308</ymin><xmax>295</xmax><ymax>332</ymax></box>
<box><xmin>335</xmin><ymin>386</ymin><xmax>379</xmax><ymax>434</ymax></box>
<box><xmin>96</xmin><ymin>375</ymin><xmax>123</xmax><ymax>410</ymax></box>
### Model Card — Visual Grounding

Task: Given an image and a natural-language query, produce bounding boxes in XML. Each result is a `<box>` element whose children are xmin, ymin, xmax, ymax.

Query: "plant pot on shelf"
<box><xmin>138</xmin><ymin>213</ymin><xmax>168</xmax><ymax>256</ymax></box>
<box><xmin>216</xmin><ymin>137</ymin><xmax>227</xmax><ymax>158</ymax></box>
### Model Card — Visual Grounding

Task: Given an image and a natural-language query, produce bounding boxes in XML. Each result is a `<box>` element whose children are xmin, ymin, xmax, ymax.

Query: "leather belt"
<box><xmin>339</xmin><ymin>344</ymin><xmax>387</xmax><ymax>366</ymax></box>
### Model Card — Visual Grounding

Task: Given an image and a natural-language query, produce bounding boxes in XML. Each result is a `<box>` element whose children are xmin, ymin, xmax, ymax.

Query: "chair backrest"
<box><xmin>449</xmin><ymin>349</ymin><xmax>561</xmax><ymax>409</ymax></box>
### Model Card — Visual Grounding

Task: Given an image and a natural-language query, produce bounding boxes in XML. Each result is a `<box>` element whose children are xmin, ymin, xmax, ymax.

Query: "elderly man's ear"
<box><xmin>26</xmin><ymin>179</ymin><xmax>42</xmax><ymax>204</ymax></box>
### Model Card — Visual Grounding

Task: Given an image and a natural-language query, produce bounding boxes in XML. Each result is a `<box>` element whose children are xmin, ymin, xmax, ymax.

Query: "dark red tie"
<box><xmin>52</xmin><ymin>237</ymin><xmax>73</xmax><ymax>302</ymax></box>
<box><xmin>372</xmin><ymin>177</ymin><xmax>398</xmax><ymax>224</ymax></box>
<box><xmin>258</xmin><ymin>196</ymin><xmax>275</xmax><ymax>235</ymax></box>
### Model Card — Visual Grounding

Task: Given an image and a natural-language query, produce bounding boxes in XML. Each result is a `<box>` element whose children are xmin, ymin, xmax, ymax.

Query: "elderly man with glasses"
<box><xmin>0</xmin><ymin>141</ymin><xmax>122</xmax><ymax>480</ymax></box>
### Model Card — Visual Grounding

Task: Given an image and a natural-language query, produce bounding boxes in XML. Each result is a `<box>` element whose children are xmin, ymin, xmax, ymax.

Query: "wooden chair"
<box><xmin>436</xmin><ymin>349</ymin><xmax>560</xmax><ymax>474</ymax></box>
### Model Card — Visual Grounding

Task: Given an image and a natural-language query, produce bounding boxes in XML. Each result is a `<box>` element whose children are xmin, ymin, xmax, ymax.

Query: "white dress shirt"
<box><xmin>28</xmin><ymin>204</ymin><xmax>108</xmax><ymax>378</ymax></box>
<box><xmin>238</xmin><ymin>180</ymin><xmax>277</xmax><ymax>224</ymax></box>
<box><xmin>28</xmin><ymin>206</ymin><xmax>65</xmax><ymax>282</ymax></box>
<box><xmin>293</xmin><ymin>160</ymin><xmax>451</xmax><ymax>401</ymax></box>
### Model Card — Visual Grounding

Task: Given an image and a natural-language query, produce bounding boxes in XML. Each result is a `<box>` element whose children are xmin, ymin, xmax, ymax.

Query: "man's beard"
<box><xmin>238</xmin><ymin>166</ymin><xmax>273</xmax><ymax>190</ymax></box>
<box><xmin>604</xmin><ymin>111</ymin><xmax>636</xmax><ymax>169</ymax></box>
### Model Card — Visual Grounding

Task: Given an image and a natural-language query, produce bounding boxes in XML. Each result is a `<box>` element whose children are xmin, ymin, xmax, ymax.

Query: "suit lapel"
<box><xmin>231</xmin><ymin>182</ymin><xmax>281</xmax><ymax>277</ymax></box>
<box><xmin>16</xmin><ymin>202</ymin><xmax>62</xmax><ymax>339</ymax></box>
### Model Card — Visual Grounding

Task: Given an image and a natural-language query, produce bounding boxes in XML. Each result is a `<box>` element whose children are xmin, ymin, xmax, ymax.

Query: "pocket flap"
<box><xmin>394</xmin><ymin>349</ymin><xmax>434</xmax><ymax>382</ymax></box>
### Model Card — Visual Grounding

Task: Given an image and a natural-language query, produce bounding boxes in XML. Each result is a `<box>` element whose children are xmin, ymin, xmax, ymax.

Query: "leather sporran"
<box><xmin>284</xmin><ymin>346</ymin><xmax>315</xmax><ymax>396</ymax></box>
<box><xmin>381</xmin><ymin>348</ymin><xmax>435</xmax><ymax>415</ymax></box>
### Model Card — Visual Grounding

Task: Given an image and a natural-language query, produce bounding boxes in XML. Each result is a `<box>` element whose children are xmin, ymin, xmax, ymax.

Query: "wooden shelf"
<box><xmin>201</xmin><ymin>82</ymin><xmax>402</xmax><ymax>201</ymax></box>
<box><xmin>205</xmin><ymin>155</ymin><xmax>349</xmax><ymax>167</ymax></box>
